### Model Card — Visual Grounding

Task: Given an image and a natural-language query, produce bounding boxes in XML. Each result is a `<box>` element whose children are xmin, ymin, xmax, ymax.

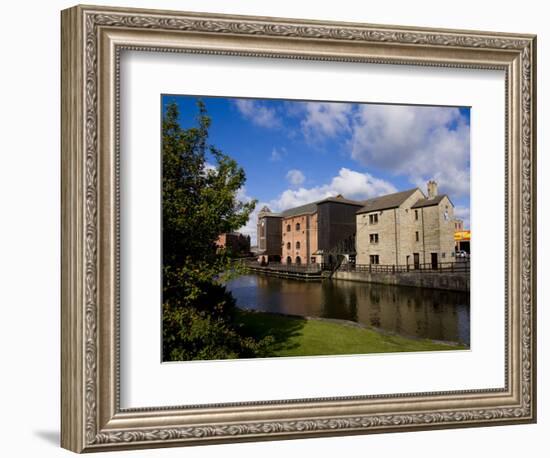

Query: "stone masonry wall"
<box><xmin>333</xmin><ymin>270</ymin><xmax>469</xmax><ymax>292</ymax></box>
<box><xmin>356</xmin><ymin>206</ymin><xmax>397</xmax><ymax>265</ymax></box>
<box><xmin>396</xmin><ymin>189</ymin><xmax>426</xmax><ymax>265</ymax></box>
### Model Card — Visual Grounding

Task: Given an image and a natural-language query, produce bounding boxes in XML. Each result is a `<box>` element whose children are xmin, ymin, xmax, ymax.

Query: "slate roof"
<box><xmin>277</xmin><ymin>189</ymin><xmax>452</xmax><ymax>218</ymax></box>
<box><xmin>280</xmin><ymin>195</ymin><xmax>363</xmax><ymax>218</ymax></box>
<box><xmin>411</xmin><ymin>195</ymin><xmax>448</xmax><ymax>209</ymax></box>
<box><xmin>318</xmin><ymin>196</ymin><xmax>364</xmax><ymax>207</ymax></box>
<box><xmin>280</xmin><ymin>201</ymin><xmax>318</xmax><ymax>217</ymax></box>
<box><xmin>356</xmin><ymin>188</ymin><xmax>419</xmax><ymax>214</ymax></box>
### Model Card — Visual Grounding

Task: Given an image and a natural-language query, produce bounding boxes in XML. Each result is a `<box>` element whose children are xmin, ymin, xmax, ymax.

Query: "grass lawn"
<box><xmin>235</xmin><ymin>310</ymin><xmax>466</xmax><ymax>357</ymax></box>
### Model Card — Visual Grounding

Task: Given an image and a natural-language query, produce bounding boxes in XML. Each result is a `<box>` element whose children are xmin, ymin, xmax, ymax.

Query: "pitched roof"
<box><xmin>317</xmin><ymin>196</ymin><xmax>364</xmax><ymax>207</ymax></box>
<box><xmin>411</xmin><ymin>195</ymin><xmax>448</xmax><ymax>208</ymax></box>
<box><xmin>259</xmin><ymin>211</ymin><xmax>282</xmax><ymax>218</ymax></box>
<box><xmin>280</xmin><ymin>195</ymin><xmax>363</xmax><ymax>218</ymax></box>
<box><xmin>356</xmin><ymin>188</ymin><xmax>419</xmax><ymax>214</ymax></box>
<box><xmin>280</xmin><ymin>201</ymin><xmax>318</xmax><ymax>217</ymax></box>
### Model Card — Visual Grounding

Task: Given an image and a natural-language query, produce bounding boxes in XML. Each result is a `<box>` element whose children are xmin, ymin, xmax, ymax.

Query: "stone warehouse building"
<box><xmin>257</xmin><ymin>196</ymin><xmax>363</xmax><ymax>265</ymax></box>
<box><xmin>355</xmin><ymin>181</ymin><xmax>456</xmax><ymax>268</ymax></box>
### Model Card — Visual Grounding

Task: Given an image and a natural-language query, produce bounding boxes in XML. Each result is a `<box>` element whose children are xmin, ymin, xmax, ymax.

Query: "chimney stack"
<box><xmin>427</xmin><ymin>180</ymin><xmax>438</xmax><ymax>199</ymax></box>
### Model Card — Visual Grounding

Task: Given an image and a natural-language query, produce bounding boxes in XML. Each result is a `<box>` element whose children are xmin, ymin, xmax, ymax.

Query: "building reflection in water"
<box><xmin>226</xmin><ymin>274</ymin><xmax>470</xmax><ymax>345</ymax></box>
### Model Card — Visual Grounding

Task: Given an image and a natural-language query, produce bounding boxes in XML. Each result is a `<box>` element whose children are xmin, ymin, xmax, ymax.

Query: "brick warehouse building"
<box><xmin>355</xmin><ymin>181</ymin><xmax>456</xmax><ymax>268</ymax></box>
<box><xmin>257</xmin><ymin>195</ymin><xmax>363</xmax><ymax>265</ymax></box>
<box><xmin>215</xmin><ymin>232</ymin><xmax>251</xmax><ymax>256</ymax></box>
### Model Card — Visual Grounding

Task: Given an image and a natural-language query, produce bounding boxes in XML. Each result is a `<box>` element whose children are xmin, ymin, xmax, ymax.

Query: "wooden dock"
<box><xmin>244</xmin><ymin>263</ymin><xmax>323</xmax><ymax>281</ymax></box>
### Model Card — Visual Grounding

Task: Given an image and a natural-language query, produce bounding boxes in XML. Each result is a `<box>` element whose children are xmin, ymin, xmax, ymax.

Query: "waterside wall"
<box><xmin>332</xmin><ymin>270</ymin><xmax>469</xmax><ymax>292</ymax></box>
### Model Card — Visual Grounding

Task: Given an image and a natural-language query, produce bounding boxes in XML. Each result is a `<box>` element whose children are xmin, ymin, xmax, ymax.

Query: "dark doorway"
<box><xmin>413</xmin><ymin>253</ymin><xmax>420</xmax><ymax>270</ymax></box>
<box><xmin>286</xmin><ymin>256</ymin><xmax>292</xmax><ymax>265</ymax></box>
<box><xmin>295</xmin><ymin>256</ymin><xmax>302</xmax><ymax>265</ymax></box>
<box><xmin>431</xmin><ymin>253</ymin><xmax>438</xmax><ymax>270</ymax></box>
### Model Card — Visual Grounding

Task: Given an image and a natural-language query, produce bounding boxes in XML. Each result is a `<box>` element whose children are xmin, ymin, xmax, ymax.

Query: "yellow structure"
<box><xmin>454</xmin><ymin>230</ymin><xmax>471</xmax><ymax>253</ymax></box>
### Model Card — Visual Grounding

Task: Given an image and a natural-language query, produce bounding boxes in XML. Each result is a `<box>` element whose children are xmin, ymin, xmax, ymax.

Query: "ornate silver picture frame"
<box><xmin>61</xmin><ymin>4</ymin><xmax>536</xmax><ymax>453</ymax></box>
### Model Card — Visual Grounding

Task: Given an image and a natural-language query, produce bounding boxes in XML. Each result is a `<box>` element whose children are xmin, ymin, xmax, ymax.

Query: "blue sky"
<box><xmin>162</xmin><ymin>95</ymin><xmax>471</xmax><ymax>243</ymax></box>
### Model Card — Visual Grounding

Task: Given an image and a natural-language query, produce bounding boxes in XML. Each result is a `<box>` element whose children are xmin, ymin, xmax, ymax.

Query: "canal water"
<box><xmin>226</xmin><ymin>274</ymin><xmax>470</xmax><ymax>346</ymax></box>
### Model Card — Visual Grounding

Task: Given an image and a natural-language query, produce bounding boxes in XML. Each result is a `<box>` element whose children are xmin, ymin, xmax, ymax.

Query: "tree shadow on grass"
<box><xmin>235</xmin><ymin>310</ymin><xmax>307</xmax><ymax>356</ymax></box>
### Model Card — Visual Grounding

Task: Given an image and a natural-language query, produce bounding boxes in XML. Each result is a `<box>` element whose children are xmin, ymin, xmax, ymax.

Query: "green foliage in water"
<box><xmin>161</xmin><ymin>101</ymin><xmax>270</xmax><ymax>361</ymax></box>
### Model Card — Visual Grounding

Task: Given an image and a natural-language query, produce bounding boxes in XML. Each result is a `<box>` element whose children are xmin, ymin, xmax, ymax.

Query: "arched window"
<box><xmin>295</xmin><ymin>223</ymin><xmax>301</xmax><ymax>231</ymax></box>
<box><xmin>296</xmin><ymin>241</ymin><xmax>301</xmax><ymax>250</ymax></box>
<box><xmin>286</xmin><ymin>242</ymin><xmax>291</xmax><ymax>250</ymax></box>
<box><xmin>286</xmin><ymin>256</ymin><xmax>292</xmax><ymax>264</ymax></box>
<box><xmin>295</xmin><ymin>256</ymin><xmax>302</xmax><ymax>265</ymax></box>
<box><xmin>286</xmin><ymin>224</ymin><xmax>291</xmax><ymax>232</ymax></box>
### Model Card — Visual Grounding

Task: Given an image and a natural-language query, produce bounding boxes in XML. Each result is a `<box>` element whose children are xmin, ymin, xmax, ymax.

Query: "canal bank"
<box><xmin>332</xmin><ymin>270</ymin><xmax>469</xmax><ymax>292</ymax></box>
<box><xmin>235</xmin><ymin>309</ymin><xmax>466</xmax><ymax>358</ymax></box>
<box><xmin>226</xmin><ymin>274</ymin><xmax>470</xmax><ymax>346</ymax></box>
<box><xmin>242</xmin><ymin>261</ymin><xmax>470</xmax><ymax>292</ymax></box>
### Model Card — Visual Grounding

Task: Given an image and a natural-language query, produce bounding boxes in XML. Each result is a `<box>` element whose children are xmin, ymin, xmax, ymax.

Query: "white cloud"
<box><xmin>286</xmin><ymin>169</ymin><xmax>305</xmax><ymax>187</ymax></box>
<box><xmin>301</xmin><ymin>102</ymin><xmax>353</xmax><ymax>141</ymax></box>
<box><xmin>235</xmin><ymin>186</ymin><xmax>251</xmax><ymax>203</ymax></box>
<box><xmin>200</xmin><ymin>162</ymin><xmax>217</xmax><ymax>176</ymax></box>
<box><xmin>234</xmin><ymin>187</ymin><xmax>260</xmax><ymax>245</ymax></box>
<box><xmin>454</xmin><ymin>205</ymin><xmax>470</xmax><ymax>230</ymax></box>
<box><xmin>237</xmin><ymin>168</ymin><xmax>396</xmax><ymax>245</ymax></box>
<box><xmin>237</xmin><ymin>207</ymin><xmax>260</xmax><ymax>246</ymax></box>
<box><xmin>348</xmin><ymin>105</ymin><xmax>470</xmax><ymax>198</ymax></box>
<box><xmin>274</xmin><ymin>168</ymin><xmax>396</xmax><ymax>211</ymax></box>
<box><xmin>234</xmin><ymin>99</ymin><xmax>281</xmax><ymax>129</ymax></box>
<box><xmin>293</xmin><ymin>102</ymin><xmax>470</xmax><ymax>198</ymax></box>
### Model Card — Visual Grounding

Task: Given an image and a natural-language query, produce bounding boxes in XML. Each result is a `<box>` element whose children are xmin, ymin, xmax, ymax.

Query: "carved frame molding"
<box><xmin>61</xmin><ymin>4</ymin><xmax>536</xmax><ymax>453</ymax></box>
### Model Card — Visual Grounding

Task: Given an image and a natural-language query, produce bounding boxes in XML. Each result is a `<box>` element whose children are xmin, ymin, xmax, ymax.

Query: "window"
<box><xmin>310</xmin><ymin>257</ymin><xmax>316</xmax><ymax>263</ymax></box>
<box><xmin>369</xmin><ymin>233</ymin><xmax>379</xmax><ymax>244</ymax></box>
<box><xmin>286</xmin><ymin>242</ymin><xmax>291</xmax><ymax>250</ymax></box>
<box><xmin>369</xmin><ymin>213</ymin><xmax>379</xmax><ymax>224</ymax></box>
<box><xmin>296</xmin><ymin>241</ymin><xmax>301</xmax><ymax>250</ymax></box>
<box><xmin>295</xmin><ymin>222</ymin><xmax>301</xmax><ymax>231</ymax></box>
<box><xmin>415</xmin><ymin>209</ymin><xmax>419</xmax><ymax>220</ymax></box>
<box><xmin>415</xmin><ymin>231</ymin><xmax>419</xmax><ymax>242</ymax></box>
<box><xmin>286</xmin><ymin>224</ymin><xmax>291</xmax><ymax>232</ymax></box>
<box><xmin>442</xmin><ymin>252</ymin><xmax>446</xmax><ymax>259</ymax></box>
<box><xmin>369</xmin><ymin>255</ymin><xmax>380</xmax><ymax>265</ymax></box>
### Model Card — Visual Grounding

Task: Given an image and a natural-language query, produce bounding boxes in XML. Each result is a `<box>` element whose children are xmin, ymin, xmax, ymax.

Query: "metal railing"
<box><xmin>340</xmin><ymin>261</ymin><xmax>469</xmax><ymax>274</ymax></box>
<box><xmin>243</xmin><ymin>260</ymin><xmax>323</xmax><ymax>274</ymax></box>
<box><xmin>241</xmin><ymin>259</ymin><xmax>469</xmax><ymax>275</ymax></box>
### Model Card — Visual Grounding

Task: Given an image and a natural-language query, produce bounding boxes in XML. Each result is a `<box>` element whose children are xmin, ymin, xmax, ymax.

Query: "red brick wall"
<box><xmin>281</xmin><ymin>214</ymin><xmax>316</xmax><ymax>264</ymax></box>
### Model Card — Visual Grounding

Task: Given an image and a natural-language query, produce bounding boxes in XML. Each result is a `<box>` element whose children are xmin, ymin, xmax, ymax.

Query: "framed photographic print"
<box><xmin>61</xmin><ymin>4</ymin><xmax>536</xmax><ymax>453</ymax></box>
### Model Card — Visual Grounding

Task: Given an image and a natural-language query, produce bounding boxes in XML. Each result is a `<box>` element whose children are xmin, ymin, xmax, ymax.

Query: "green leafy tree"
<box><xmin>162</xmin><ymin>101</ymin><xmax>270</xmax><ymax>361</ymax></box>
